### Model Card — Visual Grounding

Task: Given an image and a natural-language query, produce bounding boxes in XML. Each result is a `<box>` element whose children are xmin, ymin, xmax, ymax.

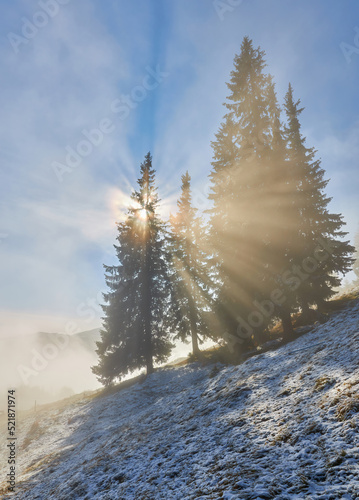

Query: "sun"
<box><xmin>138</xmin><ymin>208</ymin><xmax>147</xmax><ymax>221</ymax></box>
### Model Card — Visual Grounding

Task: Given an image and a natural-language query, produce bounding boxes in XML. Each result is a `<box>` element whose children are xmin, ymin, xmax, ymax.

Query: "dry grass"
<box><xmin>21</xmin><ymin>419</ymin><xmax>41</xmax><ymax>450</ymax></box>
<box><xmin>314</xmin><ymin>375</ymin><xmax>336</xmax><ymax>392</ymax></box>
<box><xmin>272</xmin><ymin>427</ymin><xmax>292</xmax><ymax>444</ymax></box>
<box><xmin>336</xmin><ymin>395</ymin><xmax>359</xmax><ymax>421</ymax></box>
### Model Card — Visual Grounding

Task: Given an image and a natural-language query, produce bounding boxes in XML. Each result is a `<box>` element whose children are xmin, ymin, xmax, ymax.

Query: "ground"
<box><xmin>1</xmin><ymin>298</ymin><xmax>359</xmax><ymax>499</ymax></box>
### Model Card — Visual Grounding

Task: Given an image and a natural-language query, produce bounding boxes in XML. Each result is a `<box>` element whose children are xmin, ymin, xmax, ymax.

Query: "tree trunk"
<box><xmin>280</xmin><ymin>308</ymin><xmax>294</xmax><ymax>339</ymax></box>
<box><xmin>191</xmin><ymin>324</ymin><xmax>200</xmax><ymax>358</ymax></box>
<box><xmin>186</xmin><ymin>235</ymin><xmax>201</xmax><ymax>359</ymax></box>
<box><xmin>301</xmin><ymin>301</ymin><xmax>311</xmax><ymax>323</ymax></box>
<box><xmin>189</xmin><ymin>296</ymin><xmax>200</xmax><ymax>358</ymax></box>
<box><xmin>144</xmin><ymin>241</ymin><xmax>153</xmax><ymax>376</ymax></box>
<box><xmin>146</xmin><ymin>356</ymin><xmax>154</xmax><ymax>375</ymax></box>
<box><xmin>316</xmin><ymin>297</ymin><xmax>326</xmax><ymax>313</ymax></box>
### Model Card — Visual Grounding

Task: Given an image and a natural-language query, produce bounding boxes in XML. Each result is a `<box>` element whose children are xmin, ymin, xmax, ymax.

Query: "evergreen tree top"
<box><xmin>226</xmin><ymin>36</ymin><xmax>268</xmax><ymax>103</ymax></box>
<box><xmin>135</xmin><ymin>152</ymin><xmax>158</xmax><ymax>200</ymax></box>
<box><xmin>171</xmin><ymin>171</ymin><xmax>199</xmax><ymax>231</ymax></box>
<box><xmin>284</xmin><ymin>84</ymin><xmax>307</xmax><ymax>154</ymax></box>
<box><xmin>178</xmin><ymin>171</ymin><xmax>195</xmax><ymax>212</ymax></box>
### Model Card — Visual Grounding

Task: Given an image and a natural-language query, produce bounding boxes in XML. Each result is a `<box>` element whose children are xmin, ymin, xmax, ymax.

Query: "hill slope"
<box><xmin>1</xmin><ymin>300</ymin><xmax>359</xmax><ymax>499</ymax></box>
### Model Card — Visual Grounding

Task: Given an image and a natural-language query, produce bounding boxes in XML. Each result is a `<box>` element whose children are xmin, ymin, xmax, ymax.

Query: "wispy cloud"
<box><xmin>0</xmin><ymin>1</ymin><xmax>140</xmax><ymax>325</ymax></box>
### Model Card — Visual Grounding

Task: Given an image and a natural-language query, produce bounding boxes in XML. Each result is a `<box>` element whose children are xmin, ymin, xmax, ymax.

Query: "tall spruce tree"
<box><xmin>92</xmin><ymin>153</ymin><xmax>173</xmax><ymax>385</ymax></box>
<box><xmin>169</xmin><ymin>172</ymin><xmax>211</xmax><ymax>357</ymax></box>
<box><xmin>208</xmin><ymin>115</ymin><xmax>241</xmax><ymax>341</ymax></box>
<box><xmin>208</xmin><ymin>37</ymin><xmax>287</xmax><ymax>346</ymax></box>
<box><xmin>208</xmin><ymin>37</ymin><xmax>354</xmax><ymax>346</ymax></box>
<box><xmin>260</xmin><ymin>77</ymin><xmax>298</xmax><ymax>337</ymax></box>
<box><xmin>283</xmin><ymin>84</ymin><xmax>355</xmax><ymax>315</ymax></box>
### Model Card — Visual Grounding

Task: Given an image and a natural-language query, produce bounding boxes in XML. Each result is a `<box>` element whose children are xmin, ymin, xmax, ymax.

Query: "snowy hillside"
<box><xmin>1</xmin><ymin>299</ymin><xmax>359</xmax><ymax>499</ymax></box>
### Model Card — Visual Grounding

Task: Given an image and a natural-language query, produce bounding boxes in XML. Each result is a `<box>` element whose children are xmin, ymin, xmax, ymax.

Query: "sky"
<box><xmin>0</xmin><ymin>0</ymin><xmax>358</xmax><ymax>338</ymax></box>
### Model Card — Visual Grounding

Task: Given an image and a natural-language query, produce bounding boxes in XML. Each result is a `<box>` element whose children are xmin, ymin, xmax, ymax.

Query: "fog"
<box><xmin>0</xmin><ymin>328</ymin><xmax>101</xmax><ymax>411</ymax></box>
<box><xmin>0</xmin><ymin>325</ymin><xmax>215</xmax><ymax>411</ymax></box>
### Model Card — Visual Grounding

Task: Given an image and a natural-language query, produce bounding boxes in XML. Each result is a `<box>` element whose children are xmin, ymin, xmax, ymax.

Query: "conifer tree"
<box><xmin>92</xmin><ymin>153</ymin><xmax>173</xmax><ymax>385</ymax></box>
<box><xmin>260</xmin><ymin>78</ymin><xmax>298</xmax><ymax>337</ymax></box>
<box><xmin>169</xmin><ymin>172</ymin><xmax>211</xmax><ymax>357</ymax></box>
<box><xmin>207</xmin><ymin>37</ymin><xmax>282</xmax><ymax>345</ymax></box>
<box><xmin>207</xmin><ymin>115</ymin><xmax>241</xmax><ymax>341</ymax></box>
<box><xmin>283</xmin><ymin>84</ymin><xmax>355</xmax><ymax>315</ymax></box>
<box><xmin>208</xmin><ymin>37</ymin><xmax>354</xmax><ymax>347</ymax></box>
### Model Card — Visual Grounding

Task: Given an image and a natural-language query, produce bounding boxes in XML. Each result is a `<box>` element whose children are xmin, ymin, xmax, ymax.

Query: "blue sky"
<box><xmin>0</xmin><ymin>0</ymin><xmax>358</xmax><ymax>337</ymax></box>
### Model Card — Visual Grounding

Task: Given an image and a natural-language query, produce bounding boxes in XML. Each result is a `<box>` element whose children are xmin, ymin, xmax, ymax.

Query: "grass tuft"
<box><xmin>336</xmin><ymin>395</ymin><xmax>359</xmax><ymax>421</ymax></box>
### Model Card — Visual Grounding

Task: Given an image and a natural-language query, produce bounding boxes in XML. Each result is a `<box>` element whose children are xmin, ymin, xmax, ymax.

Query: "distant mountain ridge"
<box><xmin>36</xmin><ymin>328</ymin><xmax>101</xmax><ymax>351</ymax></box>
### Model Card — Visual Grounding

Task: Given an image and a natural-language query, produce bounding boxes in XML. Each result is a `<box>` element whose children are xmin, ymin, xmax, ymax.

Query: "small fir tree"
<box><xmin>169</xmin><ymin>172</ymin><xmax>211</xmax><ymax>357</ymax></box>
<box><xmin>92</xmin><ymin>153</ymin><xmax>173</xmax><ymax>385</ymax></box>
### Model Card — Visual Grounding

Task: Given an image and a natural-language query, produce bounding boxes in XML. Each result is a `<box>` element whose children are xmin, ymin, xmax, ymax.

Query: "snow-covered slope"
<box><xmin>1</xmin><ymin>300</ymin><xmax>359</xmax><ymax>499</ymax></box>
